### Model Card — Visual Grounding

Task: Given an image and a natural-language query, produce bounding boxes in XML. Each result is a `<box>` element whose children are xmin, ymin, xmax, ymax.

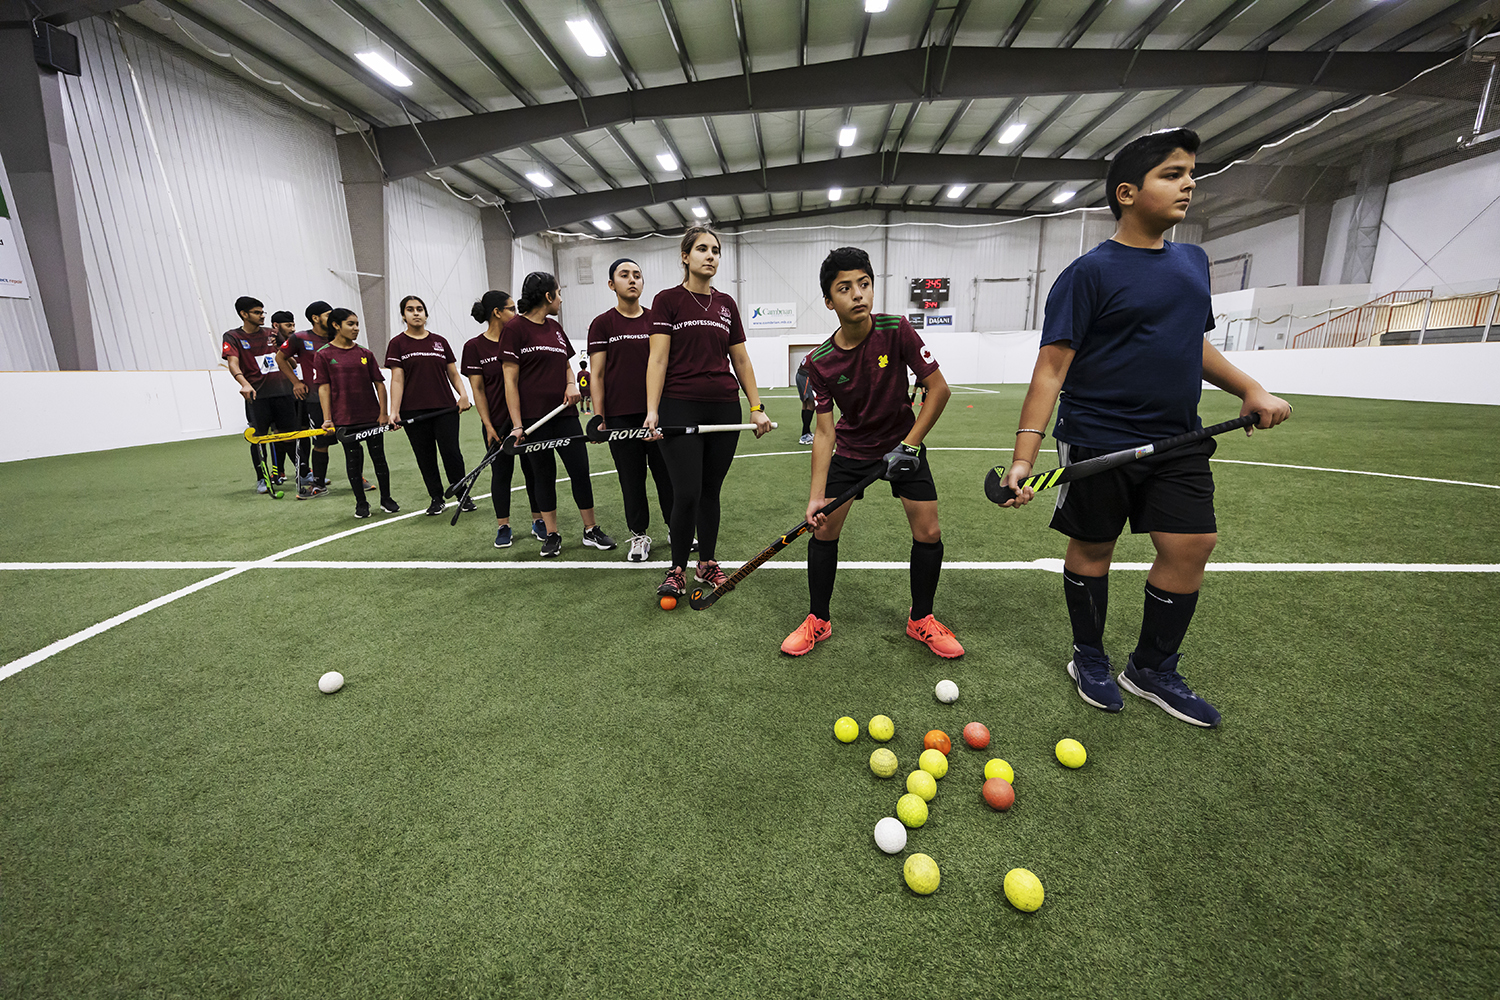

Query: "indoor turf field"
<box><xmin>2</xmin><ymin>386</ymin><xmax>1497</xmax><ymax>1000</ymax></box>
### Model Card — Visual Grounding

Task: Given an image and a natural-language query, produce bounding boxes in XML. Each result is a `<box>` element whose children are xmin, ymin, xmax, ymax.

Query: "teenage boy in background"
<box><xmin>222</xmin><ymin>295</ymin><xmax>297</xmax><ymax>492</ymax></box>
<box><xmin>782</xmin><ymin>246</ymin><xmax>963</xmax><ymax>660</ymax></box>
<box><xmin>998</xmin><ymin>128</ymin><xmax>1291</xmax><ymax>728</ymax></box>
<box><xmin>276</xmin><ymin>300</ymin><xmax>335</xmax><ymax>499</ymax></box>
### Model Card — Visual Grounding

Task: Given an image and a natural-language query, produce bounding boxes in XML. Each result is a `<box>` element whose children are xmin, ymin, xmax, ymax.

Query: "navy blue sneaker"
<box><xmin>494</xmin><ymin>525</ymin><xmax>513</xmax><ymax>548</ymax></box>
<box><xmin>1067</xmin><ymin>646</ymin><xmax>1123</xmax><ymax>712</ymax></box>
<box><xmin>1118</xmin><ymin>654</ymin><xmax>1221</xmax><ymax>728</ymax></box>
<box><xmin>531</xmin><ymin>518</ymin><xmax>547</xmax><ymax>542</ymax></box>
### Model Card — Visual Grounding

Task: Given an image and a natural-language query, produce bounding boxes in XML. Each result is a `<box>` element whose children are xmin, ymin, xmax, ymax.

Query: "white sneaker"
<box><xmin>799</xmin><ymin>433</ymin><xmax>814</xmax><ymax>445</ymax></box>
<box><xmin>627</xmin><ymin>533</ymin><xmax>652</xmax><ymax>562</ymax></box>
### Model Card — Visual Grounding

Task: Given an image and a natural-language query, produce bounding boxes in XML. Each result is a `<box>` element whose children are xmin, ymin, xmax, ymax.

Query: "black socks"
<box><xmin>1063</xmin><ymin>568</ymin><xmax>1109</xmax><ymax>654</ymax></box>
<box><xmin>801</xmin><ymin>409</ymin><xmax>813</xmax><ymax>435</ymax></box>
<box><xmin>1134</xmin><ymin>582</ymin><xmax>1199</xmax><ymax>672</ymax></box>
<box><xmin>808</xmin><ymin>536</ymin><xmax>838</xmax><ymax>620</ymax></box>
<box><xmin>909</xmin><ymin>539</ymin><xmax>943</xmax><ymax>621</ymax></box>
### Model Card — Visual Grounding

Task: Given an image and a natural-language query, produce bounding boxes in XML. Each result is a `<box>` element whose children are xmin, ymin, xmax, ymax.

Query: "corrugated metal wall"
<box><xmin>60</xmin><ymin>18</ymin><xmax>357</xmax><ymax>370</ymax></box>
<box><xmin>384</xmin><ymin>176</ymin><xmax>488</xmax><ymax>347</ymax></box>
<box><xmin>0</xmin><ymin>156</ymin><xmax>56</xmax><ymax>371</ymax></box>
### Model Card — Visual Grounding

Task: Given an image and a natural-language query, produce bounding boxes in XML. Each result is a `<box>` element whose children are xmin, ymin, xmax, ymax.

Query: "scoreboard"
<box><xmin>909</xmin><ymin>277</ymin><xmax>949</xmax><ymax>309</ymax></box>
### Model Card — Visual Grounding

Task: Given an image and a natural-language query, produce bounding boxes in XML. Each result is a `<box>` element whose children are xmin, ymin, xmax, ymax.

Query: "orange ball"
<box><xmin>963</xmin><ymin>722</ymin><xmax>990</xmax><ymax>749</ymax></box>
<box><xmin>659</xmin><ymin>595</ymin><xmax>677</xmax><ymax>610</ymax></box>
<box><xmin>923</xmin><ymin>730</ymin><xmax>952</xmax><ymax>756</ymax></box>
<box><xmin>982</xmin><ymin>777</ymin><xmax>1015</xmax><ymax>811</ymax></box>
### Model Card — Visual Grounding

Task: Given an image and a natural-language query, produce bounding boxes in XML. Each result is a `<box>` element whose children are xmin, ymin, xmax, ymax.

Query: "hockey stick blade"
<box><xmin>985</xmin><ymin>412</ymin><xmax>1260</xmax><ymax>505</ymax></box>
<box><xmin>243</xmin><ymin>427</ymin><xmax>332</xmax><ymax>445</ymax></box>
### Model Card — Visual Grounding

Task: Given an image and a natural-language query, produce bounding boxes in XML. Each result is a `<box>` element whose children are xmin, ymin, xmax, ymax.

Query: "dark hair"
<box><xmin>398</xmin><ymin>295</ymin><xmax>427</xmax><ymax>317</ymax></box>
<box><xmin>679</xmin><ymin>225</ymin><xmax>721</xmax><ymax>279</ymax></box>
<box><xmin>1106</xmin><ymin>127</ymin><xmax>1200</xmax><ymax>220</ymax></box>
<box><xmin>234</xmin><ymin>296</ymin><xmax>263</xmax><ymax>316</ymax></box>
<box><xmin>608</xmin><ymin>257</ymin><xmax>640</xmax><ymax>283</ymax></box>
<box><xmin>305</xmin><ymin>299</ymin><xmax>332</xmax><ymax>322</ymax></box>
<box><xmin>578</xmin><ymin>359</ymin><xmax>588</xmax><ymax>369</ymax></box>
<box><xmin>517</xmin><ymin>272</ymin><xmax>559</xmax><ymax>313</ymax></box>
<box><xmin>819</xmin><ymin>246</ymin><xmax>876</xmax><ymax>300</ymax></box>
<box><xmin>328</xmin><ymin>307</ymin><xmax>358</xmax><ymax>332</ymax></box>
<box><xmin>470</xmin><ymin>290</ymin><xmax>513</xmax><ymax>323</ymax></box>
<box><xmin>270</xmin><ymin>310</ymin><xmax>294</xmax><ymax>325</ymax></box>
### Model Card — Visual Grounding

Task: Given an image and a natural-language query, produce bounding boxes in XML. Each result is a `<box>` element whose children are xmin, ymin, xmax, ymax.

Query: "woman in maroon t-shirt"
<box><xmin>645</xmin><ymin>226</ymin><xmax>772</xmax><ymax>599</ymax></box>
<box><xmin>387</xmin><ymin>295</ymin><xmax>472</xmax><ymax>516</ymax></box>
<box><xmin>501</xmin><ymin>272</ymin><xmax>616</xmax><ymax>558</ymax></box>
<box><xmin>461</xmin><ymin>290</ymin><xmax>541</xmax><ymax>549</ymax></box>
<box><xmin>312</xmin><ymin>308</ymin><xmax>400</xmax><ymax>519</ymax></box>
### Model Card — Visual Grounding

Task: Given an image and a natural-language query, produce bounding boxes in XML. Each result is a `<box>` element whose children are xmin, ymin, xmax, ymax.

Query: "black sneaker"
<box><xmin>1118</xmin><ymin>654</ymin><xmax>1221</xmax><ymax>728</ymax></box>
<box><xmin>354</xmin><ymin>501</ymin><xmax>371</xmax><ymax>519</ymax></box>
<box><xmin>540</xmin><ymin>532</ymin><xmax>562</xmax><ymax>558</ymax></box>
<box><xmin>460</xmin><ymin>497</ymin><xmax>478</xmax><ymax>513</ymax></box>
<box><xmin>531</xmin><ymin>519</ymin><xmax>547</xmax><ymax>542</ymax></box>
<box><xmin>1067</xmin><ymin>646</ymin><xmax>1123</xmax><ymax>712</ymax></box>
<box><xmin>494</xmin><ymin>525</ymin><xmax>513</xmax><ymax>548</ymax></box>
<box><xmin>380</xmin><ymin>497</ymin><xmax>401</xmax><ymax>514</ymax></box>
<box><xmin>425</xmin><ymin>499</ymin><xmax>445</xmax><ymax>516</ymax></box>
<box><xmin>582</xmin><ymin>526</ymin><xmax>617</xmax><ymax>550</ymax></box>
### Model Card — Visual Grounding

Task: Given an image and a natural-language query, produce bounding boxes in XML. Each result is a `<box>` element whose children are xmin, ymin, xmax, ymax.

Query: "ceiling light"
<box><xmin>656</xmin><ymin>152</ymin><xmax>678</xmax><ymax>171</ymax></box>
<box><xmin>945</xmin><ymin>184</ymin><xmax>967</xmax><ymax>199</ymax></box>
<box><xmin>865</xmin><ymin>0</ymin><xmax>890</xmax><ymax>11</ymax></box>
<box><xmin>355</xmin><ymin>51</ymin><xmax>412</xmax><ymax>88</ymax></box>
<box><xmin>692</xmin><ymin>205</ymin><xmax>708</xmax><ymax>219</ymax></box>
<box><xmin>1051</xmin><ymin>190</ymin><xmax>1076</xmax><ymax>204</ymax></box>
<box><xmin>525</xmin><ymin>171</ymin><xmax>553</xmax><ymax>189</ymax></box>
<box><xmin>828</xmin><ymin>187</ymin><xmax>843</xmax><ymax>201</ymax></box>
<box><xmin>998</xmin><ymin>121</ymin><xmax>1026</xmax><ymax>145</ymax></box>
<box><xmin>566</xmin><ymin>19</ymin><xmax>607</xmax><ymax>58</ymax></box>
<box><xmin>838</xmin><ymin>126</ymin><xmax>857</xmax><ymax>147</ymax></box>
<box><xmin>591</xmin><ymin>219</ymin><xmax>612</xmax><ymax>231</ymax></box>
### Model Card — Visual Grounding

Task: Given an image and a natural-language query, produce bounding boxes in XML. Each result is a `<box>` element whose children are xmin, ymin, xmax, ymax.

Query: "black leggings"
<box><xmin>402</xmin><ymin>407</ymin><xmax>465</xmax><ymax>501</ymax></box>
<box><xmin>520</xmin><ymin>410</ymin><xmax>594</xmax><ymax>514</ymax></box>
<box><xmin>607</xmin><ymin>411</ymin><xmax>673</xmax><ymax>535</ymax></box>
<box><xmin>339</xmin><ymin>432</ymin><xmax>391</xmax><ymax>501</ymax></box>
<box><xmin>657</xmin><ymin>397</ymin><xmax>741</xmax><ymax>567</ymax></box>
<box><xmin>483</xmin><ymin>420</ymin><xmax>539</xmax><ymax>520</ymax></box>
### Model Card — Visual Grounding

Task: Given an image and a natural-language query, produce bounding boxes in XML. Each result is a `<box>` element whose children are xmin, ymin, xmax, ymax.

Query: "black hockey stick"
<box><xmin>688</xmin><ymin>469</ymin><xmax>885</xmax><ymax>611</ymax></box>
<box><xmin>584</xmin><ymin>415</ymin><xmax>778</xmax><ymax>443</ymax></box>
<box><xmin>335</xmin><ymin>406</ymin><xmax>458</xmax><ymax>445</ymax></box>
<box><xmin>448</xmin><ymin>401</ymin><xmax>570</xmax><ymax>523</ymax></box>
<box><xmin>983</xmin><ymin>412</ymin><xmax>1260</xmax><ymax>505</ymax></box>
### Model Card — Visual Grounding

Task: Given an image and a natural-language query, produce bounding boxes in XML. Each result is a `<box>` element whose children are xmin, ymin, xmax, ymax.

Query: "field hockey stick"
<box><xmin>584</xmin><ymin>415</ymin><xmax>778</xmax><ymax>443</ymax></box>
<box><xmin>335</xmin><ymin>406</ymin><xmax>458</xmax><ymax>445</ymax></box>
<box><xmin>255</xmin><ymin>442</ymin><xmax>284</xmax><ymax>500</ymax></box>
<box><xmin>448</xmin><ymin>401</ymin><xmax>570</xmax><ymax>522</ymax></box>
<box><xmin>243</xmin><ymin>426</ymin><xmax>331</xmax><ymax>445</ymax></box>
<box><xmin>688</xmin><ymin>469</ymin><xmax>885</xmax><ymax>611</ymax></box>
<box><xmin>983</xmin><ymin>412</ymin><xmax>1260</xmax><ymax>505</ymax></box>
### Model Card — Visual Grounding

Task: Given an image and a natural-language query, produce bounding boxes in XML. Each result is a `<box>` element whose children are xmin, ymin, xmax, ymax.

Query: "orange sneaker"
<box><xmin>781</xmin><ymin>614</ymin><xmax>831</xmax><ymax>656</ymax></box>
<box><xmin>906</xmin><ymin>614</ymin><xmax>964</xmax><ymax>659</ymax></box>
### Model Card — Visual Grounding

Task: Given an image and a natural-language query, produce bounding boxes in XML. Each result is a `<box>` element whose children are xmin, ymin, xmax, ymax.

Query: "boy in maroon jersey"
<box><xmin>222</xmin><ymin>295</ymin><xmax>297</xmax><ymax>492</ymax></box>
<box><xmin>276</xmin><ymin>299</ymin><xmax>334</xmax><ymax>498</ymax></box>
<box><xmin>588</xmin><ymin>257</ymin><xmax>673</xmax><ymax>562</ymax></box>
<box><xmin>312</xmin><ymin>307</ymin><xmax>400</xmax><ymax>518</ymax></box>
<box><xmin>782</xmin><ymin>247</ymin><xmax>963</xmax><ymax>659</ymax></box>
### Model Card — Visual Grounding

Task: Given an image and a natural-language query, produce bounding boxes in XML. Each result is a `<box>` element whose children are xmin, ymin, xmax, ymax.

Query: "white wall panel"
<box><xmin>1201</xmin><ymin>215</ymin><xmax>1301</xmax><ymax>290</ymax></box>
<box><xmin>0</xmin><ymin>152</ymin><xmax>57</xmax><ymax>371</ymax></box>
<box><xmin>61</xmin><ymin>19</ymin><xmax>357</xmax><ymax>371</ymax></box>
<box><xmin>1369</xmin><ymin>150</ymin><xmax>1500</xmax><ymax>295</ymax></box>
<box><xmin>385</xmin><ymin>176</ymin><xmax>488</xmax><ymax>345</ymax></box>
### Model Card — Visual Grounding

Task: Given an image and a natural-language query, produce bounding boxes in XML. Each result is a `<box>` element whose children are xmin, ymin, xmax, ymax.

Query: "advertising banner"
<box><xmin>747</xmin><ymin>302</ymin><xmax>796</xmax><ymax>329</ymax></box>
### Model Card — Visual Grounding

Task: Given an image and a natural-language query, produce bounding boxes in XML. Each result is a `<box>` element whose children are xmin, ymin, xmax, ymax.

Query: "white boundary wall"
<box><xmin>3</xmin><ymin>339</ymin><xmax>1496</xmax><ymax>463</ymax></box>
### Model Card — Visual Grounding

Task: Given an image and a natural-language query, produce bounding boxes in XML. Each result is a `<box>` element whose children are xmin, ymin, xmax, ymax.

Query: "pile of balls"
<box><xmin>833</xmin><ymin>677</ymin><xmax>1089</xmax><ymax>911</ymax></box>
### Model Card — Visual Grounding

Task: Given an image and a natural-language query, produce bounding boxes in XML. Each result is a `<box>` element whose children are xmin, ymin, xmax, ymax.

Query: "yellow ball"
<box><xmin>869</xmin><ymin>748</ymin><xmax>898</xmax><ymax>778</ymax></box>
<box><xmin>1055</xmin><ymin>738</ymin><xmax>1086</xmax><ymax>769</ymax></box>
<box><xmin>903</xmin><ymin>853</ymin><xmax>941</xmax><ymax>895</ymax></box>
<box><xmin>868</xmin><ymin>714</ymin><xmax>895</xmax><ymax>741</ymax></box>
<box><xmin>895</xmin><ymin>793</ymin><xmax>929</xmax><ymax>828</ymax></box>
<box><xmin>834</xmin><ymin>716</ymin><xmax>859</xmax><ymax>743</ymax></box>
<box><xmin>1004</xmin><ymin>868</ymin><xmax>1045</xmax><ymax>911</ymax></box>
<box><xmin>918</xmin><ymin>747</ymin><xmax>949</xmax><ymax>779</ymax></box>
<box><xmin>906</xmin><ymin>769</ymin><xmax>937</xmax><ymax>802</ymax></box>
<box><xmin>985</xmin><ymin>758</ymin><xmax>1015</xmax><ymax>784</ymax></box>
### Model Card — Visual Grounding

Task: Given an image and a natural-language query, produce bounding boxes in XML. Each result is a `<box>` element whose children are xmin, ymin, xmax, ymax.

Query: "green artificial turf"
<box><xmin>2</xmin><ymin>387</ymin><xmax>1497</xmax><ymax>999</ymax></box>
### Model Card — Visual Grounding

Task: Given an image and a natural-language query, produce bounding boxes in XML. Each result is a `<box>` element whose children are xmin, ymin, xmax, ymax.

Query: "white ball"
<box><xmin>934</xmin><ymin>679</ymin><xmax>959</xmax><ymax>704</ymax></box>
<box><xmin>874</xmin><ymin>816</ymin><xmax>907</xmax><ymax>855</ymax></box>
<box><xmin>318</xmin><ymin>670</ymin><xmax>344</xmax><ymax>694</ymax></box>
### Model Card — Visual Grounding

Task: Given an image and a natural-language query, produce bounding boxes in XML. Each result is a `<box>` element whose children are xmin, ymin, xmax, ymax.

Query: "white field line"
<box><xmin>4</xmin><ymin>560</ymin><xmax>1498</xmax><ymax>573</ymax></box>
<box><xmin>4</xmin><ymin>446</ymin><xmax>1497</xmax><ymax>681</ymax></box>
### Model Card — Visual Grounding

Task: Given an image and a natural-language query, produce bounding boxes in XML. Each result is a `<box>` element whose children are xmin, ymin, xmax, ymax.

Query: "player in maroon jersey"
<box><xmin>645</xmin><ymin>226</ymin><xmax>772</xmax><ymax>599</ymax></box>
<box><xmin>782</xmin><ymin>246</ymin><xmax>963</xmax><ymax>659</ymax></box>
<box><xmin>311</xmin><ymin>308</ymin><xmax>400</xmax><ymax>519</ymax></box>
<box><xmin>387</xmin><ymin>294</ymin><xmax>474</xmax><ymax>516</ymax></box>
<box><xmin>275</xmin><ymin>299</ymin><xmax>334</xmax><ymax>498</ymax></box>
<box><xmin>461</xmin><ymin>290</ymin><xmax>541</xmax><ymax>549</ymax></box>
<box><xmin>588</xmin><ymin>258</ymin><xmax>674</xmax><ymax>563</ymax></box>
<box><xmin>501</xmin><ymin>272</ymin><xmax>616</xmax><ymax>558</ymax></box>
<box><xmin>222</xmin><ymin>295</ymin><xmax>296</xmax><ymax>492</ymax></box>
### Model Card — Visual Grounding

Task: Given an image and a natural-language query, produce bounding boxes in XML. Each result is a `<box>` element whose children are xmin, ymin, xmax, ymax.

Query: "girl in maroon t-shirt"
<box><xmin>645</xmin><ymin>226</ymin><xmax>772</xmax><ymax>599</ymax></box>
<box><xmin>501</xmin><ymin>272</ymin><xmax>616</xmax><ymax>558</ymax></box>
<box><xmin>461</xmin><ymin>290</ymin><xmax>541</xmax><ymax>549</ymax></box>
<box><xmin>387</xmin><ymin>294</ymin><xmax>473</xmax><ymax>516</ymax></box>
<box><xmin>312</xmin><ymin>308</ymin><xmax>400</xmax><ymax>518</ymax></box>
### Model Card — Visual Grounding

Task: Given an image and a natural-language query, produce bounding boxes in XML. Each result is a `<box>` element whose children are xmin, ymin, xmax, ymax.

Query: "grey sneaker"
<box><xmin>799</xmin><ymin>432</ymin><xmax>814</xmax><ymax>445</ymax></box>
<box><xmin>1118</xmin><ymin>654</ymin><xmax>1221</xmax><ymax>728</ymax></box>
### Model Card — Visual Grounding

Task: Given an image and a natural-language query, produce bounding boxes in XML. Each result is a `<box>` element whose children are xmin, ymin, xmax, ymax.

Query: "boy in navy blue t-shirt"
<box><xmin>1001</xmin><ymin>128</ymin><xmax>1291</xmax><ymax>728</ymax></box>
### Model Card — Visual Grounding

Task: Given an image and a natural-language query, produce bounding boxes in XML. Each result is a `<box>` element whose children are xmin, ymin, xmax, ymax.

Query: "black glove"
<box><xmin>882</xmin><ymin>442</ymin><xmax>920</xmax><ymax>482</ymax></box>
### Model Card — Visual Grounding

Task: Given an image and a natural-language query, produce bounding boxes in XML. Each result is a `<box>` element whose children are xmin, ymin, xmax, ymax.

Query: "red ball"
<box><xmin>982</xmin><ymin>777</ymin><xmax>1015</xmax><ymax>811</ymax></box>
<box><xmin>923</xmin><ymin>730</ymin><xmax>952</xmax><ymax>756</ymax></box>
<box><xmin>962</xmin><ymin>722</ymin><xmax>991</xmax><ymax>749</ymax></box>
<box><xmin>659</xmin><ymin>596</ymin><xmax>677</xmax><ymax>610</ymax></box>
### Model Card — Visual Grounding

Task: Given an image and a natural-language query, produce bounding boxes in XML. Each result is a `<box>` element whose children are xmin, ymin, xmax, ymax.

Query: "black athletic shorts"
<box><xmin>824</xmin><ymin>446</ymin><xmax>938</xmax><ymax>503</ymax></box>
<box><xmin>1048</xmin><ymin>437</ymin><xmax>1217</xmax><ymax>541</ymax></box>
<box><xmin>298</xmin><ymin>392</ymin><xmax>325</xmax><ymax>431</ymax></box>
